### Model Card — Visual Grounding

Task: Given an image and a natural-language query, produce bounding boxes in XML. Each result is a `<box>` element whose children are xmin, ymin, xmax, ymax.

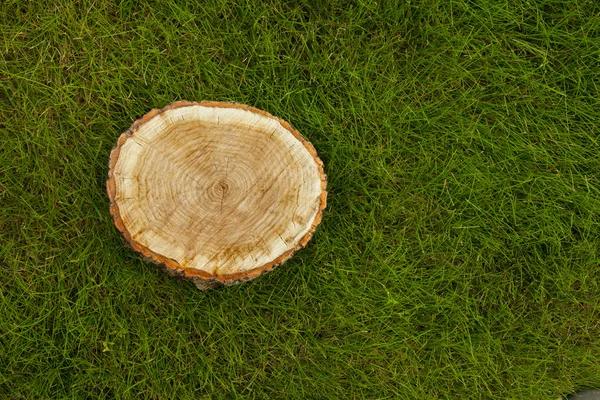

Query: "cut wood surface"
<box><xmin>107</xmin><ymin>101</ymin><xmax>327</xmax><ymax>289</ymax></box>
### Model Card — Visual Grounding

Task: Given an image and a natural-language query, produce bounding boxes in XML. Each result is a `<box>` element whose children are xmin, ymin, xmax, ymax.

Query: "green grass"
<box><xmin>1</xmin><ymin>0</ymin><xmax>600</xmax><ymax>398</ymax></box>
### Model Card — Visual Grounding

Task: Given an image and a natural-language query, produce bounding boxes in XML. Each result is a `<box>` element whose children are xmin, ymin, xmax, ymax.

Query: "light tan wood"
<box><xmin>107</xmin><ymin>101</ymin><xmax>327</xmax><ymax>289</ymax></box>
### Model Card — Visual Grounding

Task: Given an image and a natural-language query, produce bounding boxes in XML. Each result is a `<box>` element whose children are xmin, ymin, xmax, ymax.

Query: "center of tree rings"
<box><xmin>217</xmin><ymin>180</ymin><xmax>230</xmax><ymax>196</ymax></box>
<box><xmin>209</xmin><ymin>179</ymin><xmax>231</xmax><ymax>200</ymax></box>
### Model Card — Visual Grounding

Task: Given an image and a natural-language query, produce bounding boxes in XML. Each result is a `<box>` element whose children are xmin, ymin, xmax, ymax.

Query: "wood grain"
<box><xmin>107</xmin><ymin>101</ymin><xmax>327</xmax><ymax>289</ymax></box>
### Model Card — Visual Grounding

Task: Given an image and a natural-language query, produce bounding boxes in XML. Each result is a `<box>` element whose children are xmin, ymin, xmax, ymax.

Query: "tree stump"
<box><xmin>107</xmin><ymin>101</ymin><xmax>327</xmax><ymax>289</ymax></box>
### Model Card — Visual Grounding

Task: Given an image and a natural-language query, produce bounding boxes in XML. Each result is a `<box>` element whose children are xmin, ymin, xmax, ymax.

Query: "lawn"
<box><xmin>1</xmin><ymin>0</ymin><xmax>600</xmax><ymax>398</ymax></box>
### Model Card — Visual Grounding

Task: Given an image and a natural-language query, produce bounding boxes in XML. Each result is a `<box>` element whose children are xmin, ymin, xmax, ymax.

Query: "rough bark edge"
<box><xmin>107</xmin><ymin>100</ymin><xmax>328</xmax><ymax>290</ymax></box>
